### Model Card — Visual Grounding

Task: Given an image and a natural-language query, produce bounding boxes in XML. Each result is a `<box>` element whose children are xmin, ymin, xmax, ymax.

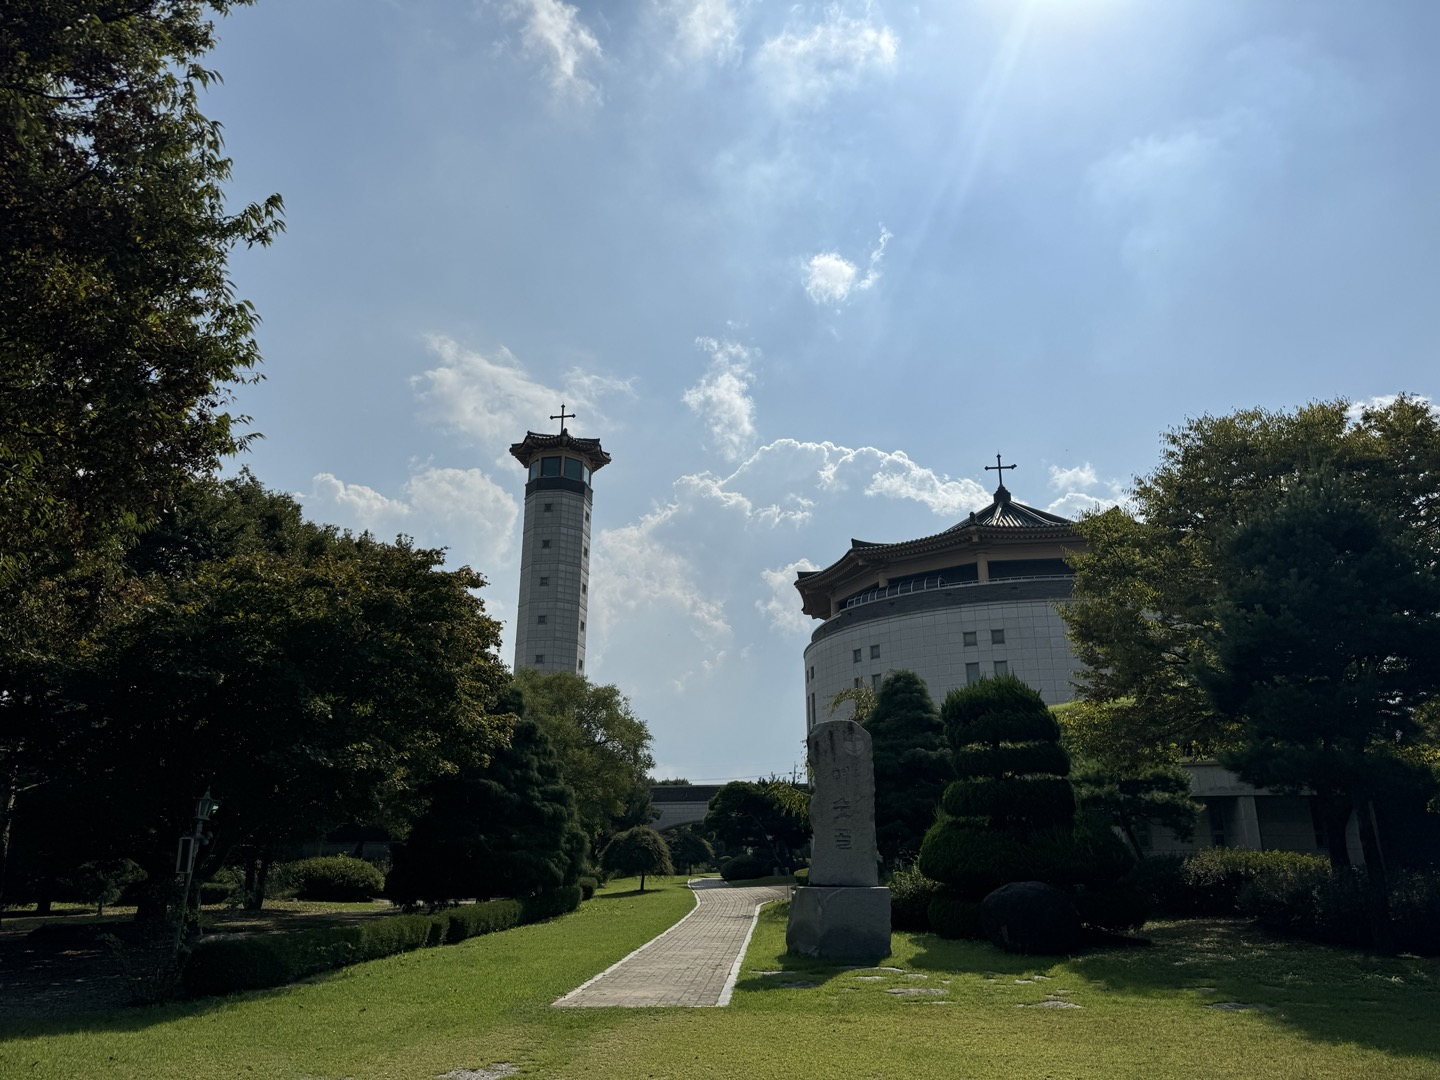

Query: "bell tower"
<box><xmin>509</xmin><ymin>406</ymin><xmax>611</xmax><ymax>675</ymax></box>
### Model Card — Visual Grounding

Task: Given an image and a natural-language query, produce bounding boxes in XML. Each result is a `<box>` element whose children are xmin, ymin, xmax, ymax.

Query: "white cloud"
<box><xmin>514</xmin><ymin>0</ymin><xmax>603</xmax><ymax>102</ymax></box>
<box><xmin>1048</xmin><ymin>463</ymin><xmax>1097</xmax><ymax>491</ymax></box>
<box><xmin>665</xmin><ymin>0</ymin><xmax>740</xmax><ymax>64</ymax></box>
<box><xmin>306</xmin><ymin>467</ymin><xmax>519</xmax><ymax>566</ymax></box>
<box><xmin>1345</xmin><ymin>394</ymin><xmax>1437</xmax><ymax>425</ymax></box>
<box><xmin>405</xmin><ymin>467</ymin><xmax>520</xmax><ymax>565</ymax></box>
<box><xmin>682</xmin><ymin>337</ymin><xmax>758</xmax><ymax>462</ymax></box>
<box><xmin>803</xmin><ymin>225</ymin><xmax>891</xmax><ymax>306</ymax></box>
<box><xmin>589</xmin><ymin>503</ymin><xmax>733</xmax><ymax>662</ymax></box>
<box><xmin>1088</xmin><ymin>36</ymin><xmax>1365</xmax><ymax>283</ymax></box>
<box><xmin>414</xmin><ymin>335</ymin><xmax>631</xmax><ymax>453</ymax></box>
<box><xmin>1045</xmin><ymin>491</ymin><xmax>1115</xmax><ymax>520</ymax></box>
<box><xmin>756</xmin><ymin>7</ymin><xmax>898</xmax><ymax>106</ymax></box>
<box><xmin>757</xmin><ymin>558</ymin><xmax>819</xmax><ymax>635</ymax></box>
<box><xmin>309</xmin><ymin>473</ymin><xmax>411</xmax><ymax>530</ymax></box>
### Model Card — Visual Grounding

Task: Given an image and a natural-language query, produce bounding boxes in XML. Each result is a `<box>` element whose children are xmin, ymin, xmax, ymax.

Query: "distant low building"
<box><xmin>649</xmin><ymin>784</ymin><xmax>724</xmax><ymax>831</ymax></box>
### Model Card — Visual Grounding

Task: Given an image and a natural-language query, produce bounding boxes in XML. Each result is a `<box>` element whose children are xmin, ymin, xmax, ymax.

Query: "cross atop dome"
<box><xmin>984</xmin><ymin>453</ymin><xmax>1016</xmax><ymax>503</ymax></box>
<box><xmin>550</xmin><ymin>403</ymin><xmax>575</xmax><ymax>433</ymax></box>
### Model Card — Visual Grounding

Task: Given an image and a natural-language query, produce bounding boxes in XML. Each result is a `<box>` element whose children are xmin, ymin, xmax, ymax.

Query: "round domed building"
<box><xmin>796</xmin><ymin>461</ymin><xmax>1087</xmax><ymax>729</ymax></box>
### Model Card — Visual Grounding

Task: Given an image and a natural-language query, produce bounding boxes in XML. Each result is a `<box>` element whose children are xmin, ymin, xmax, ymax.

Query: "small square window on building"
<box><xmin>870</xmin><ymin>644</ymin><xmax>880</xmax><ymax>660</ymax></box>
<box><xmin>808</xmin><ymin>666</ymin><xmax>814</xmax><ymax>681</ymax></box>
<box><xmin>991</xmin><ymin>628</ymin><xmax>1006</xmax><ymax>645</ymax></box>
<box><xmin>963</xmin><ymin>631</ymin><xmax>977</xmax><ymax>647</ymax></box>
<box><xmin>543</xmin><ymin>502</ymin><xmax>553</xmax><ymax>512</ymax></box>
<box><xmin>539</xmin><ymin>576</ymin><xmax>549</xmax><ymax>586</ymax></box>
<box><xmin>541</xmin><ymin>539</ymin><xmax>551</xmax><ymax>549</ymax></box>
<box><xmin>585</xmin><ymin>511</ymin><xmax>590</xmax><ymax>522</ymax></box>
<box><xmin>535</xmin><ymin>654</ymin><xmax>545</xmax><ymax>664</ymax></box>
<box><xmin>584</xmin><ymin>546</ymin><xmax>589</xmax><ymax>558</ymax></box>
<box><xmin>993</xmin><ymin>660</ymin><xmax>1009</xmax><ymax>677</ymax></box>
<box><xmin>854</xmin><ymin>677</ymin><xmax>862</xmax><ymax>689</ymax></box>
<box><xmin>537</xmin><ymin>614</ymin><xmax>547</xmax><ymax>625</ymax></box>
<box><xmin>965</xmin><ymin>662</ymin><xmax>981</xmax><ymax>685</ymax></box>
<box><xmin>580</xmin><ymin>620</ymin><xmax>586</xmax><ymax>632</ymax></box>
<box><xmin>852</xmin><ymin>648</ymin><xmax>863</xmax><ymax>663</ymax></box>
<box><xmin>582</xmin><ymin>583</ymin><xmax>588</xmax><ymax>594</ymax></box>
<box><xmin>872</xmin><ymin>673</ymin><xmax>882</xmax><ymax>690</ymax></box>
<box><xmin>578</xmin><ymin>659</ymin><xmax>584</xmax><ymax>672</ymax></box>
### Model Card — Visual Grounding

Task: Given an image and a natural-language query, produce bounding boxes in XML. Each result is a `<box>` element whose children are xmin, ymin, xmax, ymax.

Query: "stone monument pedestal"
<box><xmin>787</xmin><ymin>885</ymin><xmax>891</xmax><ymax>959</ymax></box>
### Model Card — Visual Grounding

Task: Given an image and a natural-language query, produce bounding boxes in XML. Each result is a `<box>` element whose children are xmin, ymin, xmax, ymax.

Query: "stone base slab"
<box><xmin>786</xmin><ymin>886</ymin><xmax>891</xmax><ymax>959</ymax></box>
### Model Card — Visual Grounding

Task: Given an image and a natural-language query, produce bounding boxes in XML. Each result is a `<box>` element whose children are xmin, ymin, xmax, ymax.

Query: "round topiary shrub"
<box><xmin>287</xmin><ymin>856</ymin><xmax>386</xmax><ymax>902</ymax></box>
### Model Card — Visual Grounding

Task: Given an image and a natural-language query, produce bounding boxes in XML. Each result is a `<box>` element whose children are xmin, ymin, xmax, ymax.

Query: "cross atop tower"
<box><xmin>550</xmin><ymin>403</ymin><xmax>575</xmax><ymax>433</ymax></box>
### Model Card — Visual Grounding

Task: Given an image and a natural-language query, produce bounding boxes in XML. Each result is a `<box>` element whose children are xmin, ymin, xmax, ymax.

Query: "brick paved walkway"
<box><xmin>552</xmin><ymin>879</ymin><xmax>790</xmax><ymax>1008</ymax></box>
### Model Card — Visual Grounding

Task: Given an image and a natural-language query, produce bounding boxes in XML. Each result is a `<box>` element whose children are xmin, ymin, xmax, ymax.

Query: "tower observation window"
<box><xmin>564</xmin><ymin>458</ymin><xmax>584</xmax><ymax>481</ymax></box>
<box><xmin>529</xmin><ymin>461</ymin><xmax>540</xmax><ymax>480</ymax></box>
<box><xmin>540</xmin><ymin>457</ymin><xmax>561</xmax><ymax>477</ymax></box>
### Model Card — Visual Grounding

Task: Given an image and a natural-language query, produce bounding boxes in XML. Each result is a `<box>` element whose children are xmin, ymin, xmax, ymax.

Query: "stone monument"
<box><xmin>786</xmin><ymin>719</ymin><xmax>892</xmax><ymax>958</ymax></box>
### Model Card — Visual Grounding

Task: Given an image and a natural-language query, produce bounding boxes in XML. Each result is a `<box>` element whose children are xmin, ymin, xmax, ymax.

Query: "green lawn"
<box><xmin>3</xmin><ymin>878</ymin><xmax>1438</xmax><ymax>1080</ymax></box>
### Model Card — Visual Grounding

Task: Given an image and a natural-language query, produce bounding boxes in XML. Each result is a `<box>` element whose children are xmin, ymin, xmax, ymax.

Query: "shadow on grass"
<box><xmin>1077</xmin><ymin>918</ymin><xmax>1440</xmax><ymax>1060</ymax></box>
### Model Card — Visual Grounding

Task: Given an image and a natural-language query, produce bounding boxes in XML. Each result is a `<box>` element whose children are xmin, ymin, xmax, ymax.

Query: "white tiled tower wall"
<box><xmin>513</xmin><ymin>487</ymin><xmax>591</xmax><ymax>674</ymax></box>
<box><xmin>801</xmin><ymin>599</ymin><xmax>1080</xmax><ymax>727</ymax></box>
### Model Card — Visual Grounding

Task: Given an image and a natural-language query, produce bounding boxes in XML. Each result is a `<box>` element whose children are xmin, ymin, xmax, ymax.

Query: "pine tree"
<box><xmin>865</xmin><ymin>670</ymin><xmax>951</xmax><ymax>865</ymax></box>
<box><xmin>386</xmin><ymin>719</ymin><xmax>587</xmax><ymax>908</ymax></box>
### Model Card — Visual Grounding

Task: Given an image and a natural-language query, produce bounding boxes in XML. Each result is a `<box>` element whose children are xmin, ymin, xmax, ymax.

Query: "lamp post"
<box><xmin>173</xmin><ymin>788</ymin><xmax>220</xmax><ymax>956</ymax></box>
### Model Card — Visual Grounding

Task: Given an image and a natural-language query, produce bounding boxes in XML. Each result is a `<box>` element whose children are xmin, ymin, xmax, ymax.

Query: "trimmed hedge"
<box><xmin>720</xmin><ymin>853</ymin><xmax>773</xmax><ymax>882</ymax></box>
<box><xmin>578</xmin><ymin>875</ymin><xmax>598</xmax><ymax>901</ymax></box>
<box><xmin>287</xmin><ymin>856</ymin><xmax>386</xmax><ymax>902</ymax></box>
<box><xmin>184</xmin><ymin>890</ymin><xmax>569</xmax><ymax>998</ymax></box>
<box><xmin>1180</xmin><ymin>847</ymin><xmax>1325</xmax><ymax>916</ymax></box>
<box><xmin>522</xmin><ymin>884</ymin><xmax>582</xmax><ymax>921</ymax></box>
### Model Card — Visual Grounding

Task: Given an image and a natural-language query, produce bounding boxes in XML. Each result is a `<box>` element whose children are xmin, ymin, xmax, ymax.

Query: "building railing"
<box><xmin>838</xmin><ymin>574</ymin><xmax>1074</xmax><ymax>613</ymax></box>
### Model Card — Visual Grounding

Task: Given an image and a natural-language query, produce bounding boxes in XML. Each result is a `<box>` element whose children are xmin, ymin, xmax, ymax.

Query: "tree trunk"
<box><xmin>1318</xmin><ymin>795</ymin><xmax>1353</xmax><ymax>870</ymax></box>
<box><xmin>244</xmin><ymin>853</ymin><xmax>271</xmax><ymax>910</ymax></box>
<box><xmin>1353</xmin><ymin>793</ymin><xmax>1395</xmax><ymax>955</ymax></box>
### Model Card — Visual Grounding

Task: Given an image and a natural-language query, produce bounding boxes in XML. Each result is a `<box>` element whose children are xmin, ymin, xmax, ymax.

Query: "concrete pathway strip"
<box><xmin>553</xmin><ymin>879</ymin><xmax>790</xmax><ymax>1008</ymax></box>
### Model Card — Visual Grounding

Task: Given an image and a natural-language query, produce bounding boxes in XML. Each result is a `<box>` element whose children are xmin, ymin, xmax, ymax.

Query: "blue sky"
<box><xmin>207</xmin><ymin>0</ymin><xmax>1439</xmax><ymax>781</ymax></box>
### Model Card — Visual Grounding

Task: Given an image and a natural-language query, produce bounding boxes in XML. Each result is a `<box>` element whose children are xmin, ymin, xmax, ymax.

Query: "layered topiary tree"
<box><xmin>919</xmin><ymin>675</ymin><xmax>1131</xmax><ymax>939</ymax></box>
<box><xmin>602</xmin><ymin>826</ymin><xmax>674</xmax><ymax>892</ymax></box>
<box><xmin>866</xmin><ymin>670</ymin><xmax>952</xmax><ymax>866</ymax></box>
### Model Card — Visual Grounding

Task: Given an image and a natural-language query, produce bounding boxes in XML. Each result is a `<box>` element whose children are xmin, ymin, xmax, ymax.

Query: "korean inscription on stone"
<box><xmin>806</xmin><ymin>720</ymin><xmax>878</xmax><ymax>887</ymax></box>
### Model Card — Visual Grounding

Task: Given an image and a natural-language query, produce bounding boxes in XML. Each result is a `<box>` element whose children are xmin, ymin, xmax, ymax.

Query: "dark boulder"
<box><xmin>981</xmin><ymin>881</ymin><xmax>1084</xmax><ymax>955</ymax></box>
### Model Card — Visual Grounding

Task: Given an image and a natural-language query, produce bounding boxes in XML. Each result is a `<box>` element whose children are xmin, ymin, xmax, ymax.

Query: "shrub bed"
<box><xmin>185</xmin><ymin>894</ymin><xmax>555</xmax><ymax>998</ymax></box>
<box><xmin>887</xmin><ymin>864</ymin><xmax>940</xmax><ymax>932</ymax></box>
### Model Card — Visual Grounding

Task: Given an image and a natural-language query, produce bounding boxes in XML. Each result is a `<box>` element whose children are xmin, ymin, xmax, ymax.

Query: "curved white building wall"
<box><xmin>801</xmin><ymin>580</ymin><xmax>1080</xmax><ymax>728</ymax></box>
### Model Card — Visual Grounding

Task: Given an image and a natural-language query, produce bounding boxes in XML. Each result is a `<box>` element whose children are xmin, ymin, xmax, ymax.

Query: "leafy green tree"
<box><xmin>1</xmin><ymin>0</ymin><xmax>282</xmax><ymax>920</ymax></box>
<box><xmin>826</xmin><ymin>686</ymin><xmax>877</xmax><ymax>724</ymax></box>
<box><xmin>704</xmin><ymin>780</ymin><xmax>809</xmax><ymax>868</ymax></box>
<box><xmin>512</xmin><ymin>669</ymin><xmax>655</xmax><ymax>844</ymax></box>
<box><xmin>0</xmin><ymin>1</ymin><xmax>283</xmax><ymax>582</ymax></box>
<box><xmin>865</xmin><ymin>670</ymin><xmax>952</xmax><ymax>865</ymax></box>
<box><xmin>385</xmin><ymin>719</ymin><xmax>587</xmax><ymax>908</ymax></box>
<box><xmin>601</xmin><ymin>826</ymin><xmax>673</xmax><ymax>892</ymax></box>
<box><xmin>0</xmin><ymin>477</ymin><xmax>512</xmax><ymax>916</ymax></box>
<box><xmin>1063</xmin><ymin>397</ymin><xmax>1440</xmax><ymax>767</ymax></box>
<box><xmin>1196</xmin><ymin>470</ymin><xmax>1440</xmax><ymax>950</ymax></box>
<box><xmin>664</xmin><ymin>826</ymin><xmax>714</xmax><ymax>874</ymax></box>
